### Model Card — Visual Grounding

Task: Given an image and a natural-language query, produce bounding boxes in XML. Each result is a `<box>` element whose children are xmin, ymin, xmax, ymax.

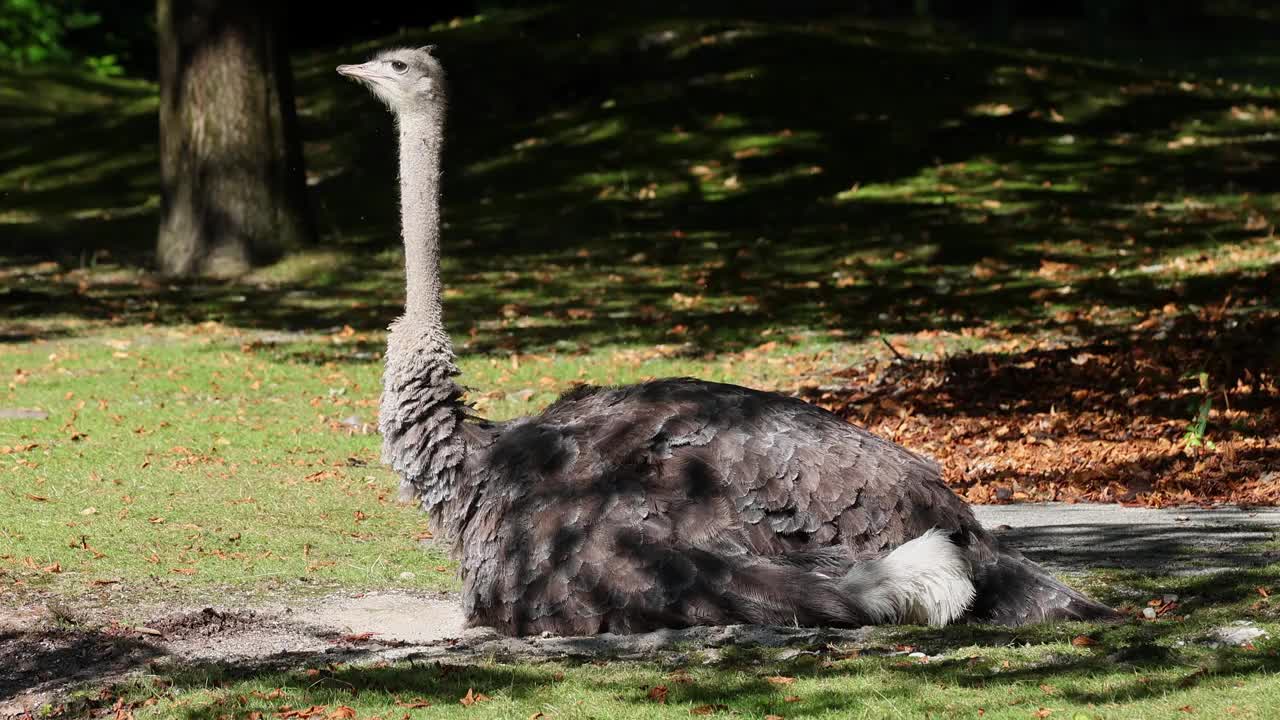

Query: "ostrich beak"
<box><xmin>336</xmin><ymin>62</ymin><xmax>377</xmax><ymax>79</ymax></box>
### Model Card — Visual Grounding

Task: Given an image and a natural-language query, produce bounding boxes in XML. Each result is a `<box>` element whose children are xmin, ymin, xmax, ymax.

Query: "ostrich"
<box><xmin>337</xmin><ymin>46</ymin><xmax>1118</xmax><ymax>636</ymax></box>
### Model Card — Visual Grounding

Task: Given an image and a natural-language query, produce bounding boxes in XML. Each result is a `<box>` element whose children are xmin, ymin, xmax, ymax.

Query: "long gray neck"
<box><xmin>397</xmin><ymin>108</ymin><xmax>446</xmax><ymax>323</ymax></box>
<box><xmin>380</xmin><ymin>102</ymin><xmax>480</xmax><ymax>550</ymax></box>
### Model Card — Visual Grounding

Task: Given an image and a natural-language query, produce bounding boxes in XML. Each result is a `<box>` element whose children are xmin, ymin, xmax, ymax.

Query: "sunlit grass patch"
<box><xmin>1</xmin><ymin>326</ymin><xmax>451</xmax><ymax>602</ymax></box>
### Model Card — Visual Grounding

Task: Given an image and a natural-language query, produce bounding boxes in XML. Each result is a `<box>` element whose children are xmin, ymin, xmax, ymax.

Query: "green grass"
<box><xmin>80</xmin><ymin>621</ymin><xmax>1280</xmax><ymax>719</ymax></box>
<box><xmin>1</xmin><ymin>327</ymin><xmax>446</xmax><ymax>599</ymax></box>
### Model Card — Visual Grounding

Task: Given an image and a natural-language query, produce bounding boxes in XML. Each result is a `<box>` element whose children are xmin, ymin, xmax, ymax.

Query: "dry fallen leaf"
<box><xmin>327</xmin><ymin>707</ymin><xmax>356</xmax><ymax>719</ymax></box>
<box><xmin>459</xmin><ymin>688</ymin><xmax>490</xmax><ymax>706</ymax></box>
<box><xmin>277</xmin><ymin>706</ymin><xmax>327</xmax><ymax>719</ymax></box>
<box><xmin>1032</xmin><ymin>709</ymin><xmax>1052</xmax><ymax>719</ymax></box>
<box><xmin>691</xmin><ymin>704</ymin><xmax>727</xmax><ymax>715</ymax></box>
<box><xmin>1070</xmin><ymin>635</ymin><xmax>1098</xmax><ymax>647</ymax></box>
<box><xmin>647</xmin><ymin>685</ymin><xmax>668</xmax><ymax>704</ymax></box>
<box><xmin>394</xmin><ymin>698</ymin><xmax>430</xmax><ymax>709</ymax></box>
<box><xmin>784</xmin><ymin>695</ymin><xmax>801</xmax><ymax>703</ymax></box>
<box><xmin>765</xmin><ymin>675</ymin><xmax>796</xmax><ymax>686</ymax></box>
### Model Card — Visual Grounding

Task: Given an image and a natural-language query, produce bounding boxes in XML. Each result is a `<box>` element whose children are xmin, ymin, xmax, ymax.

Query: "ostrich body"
<box><xmin>338</xmin><ymin>47</ymin><xmax>1117</xmax><ymax>636</ymax></box>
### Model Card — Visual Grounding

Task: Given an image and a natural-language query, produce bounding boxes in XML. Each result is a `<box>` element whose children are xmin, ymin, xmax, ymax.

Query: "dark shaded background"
<box><xmin>62</xmin><ymin>1</ymin><xmax>1277</xmax><ymax>80</ymax></box>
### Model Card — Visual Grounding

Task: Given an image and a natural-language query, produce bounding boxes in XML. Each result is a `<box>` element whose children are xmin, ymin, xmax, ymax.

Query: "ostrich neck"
<box><xmin>398</xmin><ymin>110</ymin><xmax>446</xmax><ymax>323</ymax></box>
<box><xmin>379</xmin><ymin>104</ymin><xmax>476</xmax><ymax>545</ymax></box>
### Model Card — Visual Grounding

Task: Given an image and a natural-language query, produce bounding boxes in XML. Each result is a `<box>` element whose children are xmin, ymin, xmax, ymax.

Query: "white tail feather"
<box><xmin>840</xmin><ymin>528</ymin><xmax>975</xmax><ymax>627</ymax></box>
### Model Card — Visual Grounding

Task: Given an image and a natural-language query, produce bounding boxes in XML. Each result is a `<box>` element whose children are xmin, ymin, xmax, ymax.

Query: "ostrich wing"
<box><xmin>537</xmin><ymin>377</ymin><xmax>986</xmax><ymax>556</ymax></box>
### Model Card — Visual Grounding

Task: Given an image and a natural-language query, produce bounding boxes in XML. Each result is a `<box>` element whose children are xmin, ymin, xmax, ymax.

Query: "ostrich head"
<box><xmin>337</xmin><ymin>46</ymin><xmax>446</xmax><ymax>114</ymax></box>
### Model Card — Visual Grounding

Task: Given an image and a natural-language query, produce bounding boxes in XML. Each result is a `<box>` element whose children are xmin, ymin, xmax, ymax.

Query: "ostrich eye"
<box><xmin>390</xmin><ymin>60</ymin><xmax>408</xmax><ymax>73</ymax></box>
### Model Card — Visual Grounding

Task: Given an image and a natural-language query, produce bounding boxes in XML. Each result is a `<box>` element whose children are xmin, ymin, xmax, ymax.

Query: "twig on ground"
<box><xmin>881</xmin><ymin>337</ymin><xmax>909</xmax><ymax>362</ymax></box>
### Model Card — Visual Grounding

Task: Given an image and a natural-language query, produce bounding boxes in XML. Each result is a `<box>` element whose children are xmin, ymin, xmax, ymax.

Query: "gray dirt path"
<box><xmin>972</xmin><ymin>503</ymin><xmax>1280</xmax><ymax>575</ymax></box>
<box><xmin>3</xmin><ymin>502</ymin><xmax>1279</xmax><ymax>716</ymax></box>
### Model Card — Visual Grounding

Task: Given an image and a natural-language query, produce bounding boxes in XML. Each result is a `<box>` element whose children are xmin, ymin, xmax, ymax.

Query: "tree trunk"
<box><xmin>156</xmin><ymin>0</ymin><xmax>316</xmax><ymax>277</ymax></box>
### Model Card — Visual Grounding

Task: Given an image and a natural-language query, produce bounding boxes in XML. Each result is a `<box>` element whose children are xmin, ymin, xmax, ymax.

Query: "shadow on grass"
<box><xmin>148</xmin><ymin>657</ymin><xmax>925</xmax><ymax>720</ymax></box>
<box><xmin>33</xmin><ymin>607</ymin><xmax>1280</xmax><ymax>719</ymax></box>
<box><xmin>888</xmin><ymin>636</ymin><xmax>1280</xmax><ymax>707</ymax></box>
<box><xmin>3</xmin><ymin>2</ymin><xmax>1278</xmax><ymax>353</ymax></box>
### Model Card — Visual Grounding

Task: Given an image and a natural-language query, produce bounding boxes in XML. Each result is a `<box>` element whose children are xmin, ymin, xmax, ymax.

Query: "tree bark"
<box><xmin>156</xmin><ymin>0</ymin><xmax>316</xmax><ymax>277</ymax></box>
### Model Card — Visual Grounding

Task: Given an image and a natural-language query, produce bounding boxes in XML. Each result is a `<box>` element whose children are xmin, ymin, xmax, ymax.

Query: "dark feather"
<box><xmin>414</xmin><ymin>377</ymin><xmax>1117</xmax><ymax>635</ymax></box>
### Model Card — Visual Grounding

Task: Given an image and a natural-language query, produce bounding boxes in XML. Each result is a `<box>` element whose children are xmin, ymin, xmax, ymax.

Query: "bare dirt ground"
<box><xmin>0</xmin><ymin>589</ymin><xmax>879</xmax><ymax>717</ymax></box>
<box><xmin>3</xmin><ymin>504</ymin><xmax>1278</xmax><ymax>717</ymax></box>
<box><xmin>0</xmin><ymin>590</ymin><xmax>465</xmax><ymax>717</ymax></box>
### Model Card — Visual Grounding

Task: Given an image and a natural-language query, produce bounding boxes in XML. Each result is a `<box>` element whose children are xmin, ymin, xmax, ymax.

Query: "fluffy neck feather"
<box><xmin>379</xmin><ymin>102</ymin><xmax>473</xmax><ymax>543</ymax></box>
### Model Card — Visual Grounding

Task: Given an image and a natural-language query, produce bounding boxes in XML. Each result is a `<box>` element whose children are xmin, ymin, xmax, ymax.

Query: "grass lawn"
<box><xmin>104</xmin><ymin>632</ymin><xmax>1280</xmax><ymax>720</ymax></box>
<box><xmin>3</xmin><ymin>2</ymin><xmax>1280</xmax><ymax>718</ymax></box>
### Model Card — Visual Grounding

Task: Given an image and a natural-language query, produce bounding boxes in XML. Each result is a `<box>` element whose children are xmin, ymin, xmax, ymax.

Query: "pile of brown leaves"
<box><xmin>805</xmin><ymin>308</ymin><xmax>1280</xmax><ymax>507</ymax></box>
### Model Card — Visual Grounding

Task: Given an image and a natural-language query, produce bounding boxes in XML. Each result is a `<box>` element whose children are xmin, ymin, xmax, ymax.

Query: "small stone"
<box><xmin>398</xmin><ymin>571</ymin><xmax>416</xmax><ymax>580</ymax></box>
<box><xmin>1141</xmin><ymin>607</ymin><xmax>1158</xmax><ymax>619</ymax></box>
<box><xmin>0</xmin><ymin>408</ymin><xmax>49</xmax><ymax>421</ymax></box>
<box><xmin>1203</xmin><ymin>621</ymin><xmax>1269</xmax><ymax>647</ymax></box>
<box><xmin>663</xmin><ymin>653</ymin><xmax>690</xmax><ymax>668</ymax></box>
<box><xmin>453</xmin><ymin>625</ymin><xmax>501</xmax><ymax>650</ymax></box>
<box><xmin>1162</xmin><ymin>594</ymin><xmax>1179</xmax><ymax>604</ymax></box>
